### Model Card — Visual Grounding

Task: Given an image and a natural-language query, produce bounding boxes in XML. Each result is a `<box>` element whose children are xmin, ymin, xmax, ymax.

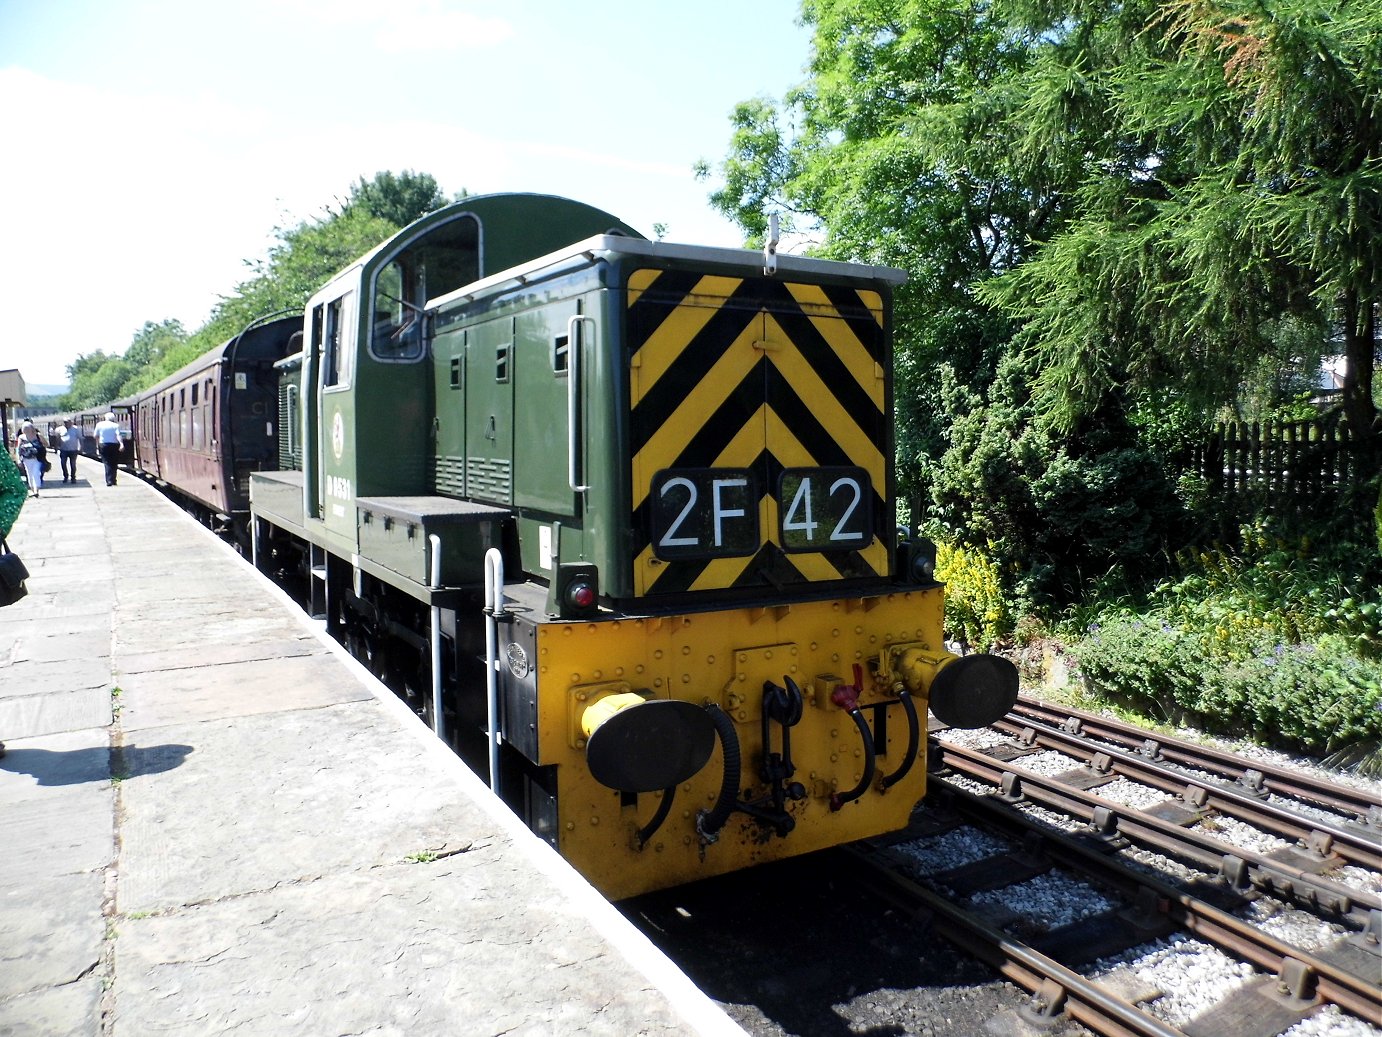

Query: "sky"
<box><xmin>0</xmin><ymin>0</ymin><xmax>812</xmax><ymax>388</ymax></box>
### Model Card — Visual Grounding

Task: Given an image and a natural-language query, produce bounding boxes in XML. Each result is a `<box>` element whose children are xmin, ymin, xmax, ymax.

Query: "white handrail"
<box><xmin>428</xmin><ymin>535</ymin><xmax>445</xmax><ymax>746</ymax></box>
<box><xmin>482</xmin><ymin>548</ymin><xmax>506</xmax><ymax>794</ymax></box>
<box><xmin>566</xmin><ymin>314</ymin><xmax>594</xmax><ymax>494</ymax></box>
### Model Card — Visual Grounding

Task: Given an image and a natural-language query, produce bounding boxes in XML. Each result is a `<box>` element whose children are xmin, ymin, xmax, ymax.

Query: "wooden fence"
<box><xmin>1189</xmin><ymin>417</ymin><xmax>1361</xmax><ymax>509</ymax></box>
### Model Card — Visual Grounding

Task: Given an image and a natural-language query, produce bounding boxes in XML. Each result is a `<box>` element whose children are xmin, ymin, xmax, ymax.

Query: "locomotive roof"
<box><xmin>426</xmin><ymin>234</ymin><xmax>907</xmax><ymax>312</ymax></box>
<box><xmin>308</xmin><ymin>193</ymin><xmax>643</xmax><ymax>307</ymax></box>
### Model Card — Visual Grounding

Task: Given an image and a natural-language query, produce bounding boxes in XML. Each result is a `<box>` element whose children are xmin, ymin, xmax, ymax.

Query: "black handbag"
<box><xmin>0</xmin><ymin>535</ymin><xmax>29</xmax><ymax>607</ymax></box>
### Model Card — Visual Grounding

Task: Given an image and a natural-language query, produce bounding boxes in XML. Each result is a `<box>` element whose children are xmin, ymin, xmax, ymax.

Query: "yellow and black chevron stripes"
<box><xmin>627</xmin><ymin>269</ymin><xmax>891</xmax><ymax>596</ymax></box>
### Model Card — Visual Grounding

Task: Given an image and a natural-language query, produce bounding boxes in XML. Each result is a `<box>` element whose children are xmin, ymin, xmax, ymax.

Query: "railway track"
<box><xmin>896</xmin><ymin>700</ymin><xmax>1382</xmax><ymax>1036</ymax></box>
<box><xmin>623</xmin><ymin>698</ymin><xmax>1380</xmax><ymax>1037</ymax></box>
<box><xmin>861</xmin><ymin>779</ymin><xmax>1381</xmax><ymax>1035</ymax></box>
<box><xmin>983</xmin><ymin>707</ymin><xmax>1382</xmax><ymax>874</ymax></box>
<box><xmin>1007</xmin><ymin>695</ymin><xmax>1381</xmax><ymax>822</ymax></box>
<box><xmin>930</xmin><ymin>735</ymin><xmax>1380</xmax><ymax>922</ymax></box>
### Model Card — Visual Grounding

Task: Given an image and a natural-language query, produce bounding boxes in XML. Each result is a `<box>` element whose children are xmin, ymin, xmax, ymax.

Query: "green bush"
<box><xmin>1156</xmin><ymin>524</ymin><xmax>1382</xmax><ymax>660</ymax></box>
<box><xmin>1071</xmin><ymin>615</ymin><xmax>1382</xmax><ymax>752</ymax></box>
<box><xmin>935</xmin><ymin>542</ymin><xmax>1013</xmax><ymax>650</ymax></box>
<box><xmin>1375</xmin><ymin>478</ymin><xmax>1382</xmax><ymax>556</ymax></box>
<box><xmin>1068</xmin><ymin>519</ymin><xmax>1382</xmax><ymax>754</ymax></box>
<box><xmin>927</xmin><ymin>353</ymin><xmax>1189</xmax><ymax>617</ymax></box>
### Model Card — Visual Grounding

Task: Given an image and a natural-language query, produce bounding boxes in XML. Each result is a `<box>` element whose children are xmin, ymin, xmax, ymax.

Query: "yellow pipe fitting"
<box><xmin>580</xmin><ymin>691</ymin><xmax>649</xmax><ymax>740</ymax></box>
<box><xmin>885</xmin><ymin>643</ymin><xmax>958</xmax><ymax>699</ymax></box>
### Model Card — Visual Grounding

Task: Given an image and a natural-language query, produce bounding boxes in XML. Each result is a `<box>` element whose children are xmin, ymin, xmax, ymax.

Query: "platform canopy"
<box><xmin>0</xmin><ymin>370</ymin><xmax>25</xmax><ymax>449</ymax></box>
<box><xmin>0</xmin><ymin>369</ymin><xmax>24</xmax><ymax>406</ymax></box>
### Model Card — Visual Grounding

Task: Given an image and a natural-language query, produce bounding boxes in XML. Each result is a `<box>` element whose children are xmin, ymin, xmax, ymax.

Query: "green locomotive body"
<box><xmin>251</xmin><ymin>193</ymin><xmax>1017</xmax><ymax>899</ymax></box>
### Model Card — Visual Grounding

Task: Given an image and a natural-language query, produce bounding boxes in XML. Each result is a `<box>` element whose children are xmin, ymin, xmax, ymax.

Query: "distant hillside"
<box><xmin>28</xmin><ymin>384</ymin><xmax>69</xmax><ymax>397</ymax></box>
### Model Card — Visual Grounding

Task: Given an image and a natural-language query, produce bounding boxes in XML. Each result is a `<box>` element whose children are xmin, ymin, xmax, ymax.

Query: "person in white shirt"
<box><xmin>56</xmin><ymin>418</ymin><xmax>82</xmax><ymax>484</ymax></box>
<box><xmin>94</xmin><ymin>412</ymin><xmax>123</xmax><ymax>486</ymax></box>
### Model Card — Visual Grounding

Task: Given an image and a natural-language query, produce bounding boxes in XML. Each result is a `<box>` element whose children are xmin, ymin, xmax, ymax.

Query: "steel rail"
<box><xmin>985</xmin><ymin>714</ymin><xmax>1382</xmax><ymax>872</ymax></box>
<box><xmin>1010</xmin><ymin>696</ymin><xmax>1381</xmax><ymax>820</ymax></box>
<box><xmin>933</xmin><ymin>739</ymin><xmax>1381</xmax><ymax>921</ymax></box>
<box><xmin>924</xmin><ymin>778</ymin><xmax>1382</xmax><ymax>1025</ymax></box>
<box><xmin>842</xmin><ymin>842</ymin><xmax>1189</xmax><ymax>1037</ymax></box>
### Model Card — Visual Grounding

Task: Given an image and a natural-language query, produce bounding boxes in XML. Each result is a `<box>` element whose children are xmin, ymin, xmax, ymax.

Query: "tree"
<box><xmin>65</xmin><ymin>354</ymin><xmax>135</xmax><ymax>408</ymax></box>
<box><xmin>701</xmin><ymin>0</ymin><xmax>1382</xmax><ymax>603</ymax></box>
<box><xmin>698</xmin><ymin>0</ymin><xmax>1056</xmax><ymax>515</ymax></box>
<box><xmin>123</xmin><ymin>320</ymin><xmax>187</xmax><ymax>369</ymax></box>
<box><xmin>978</xmin><ymin>0</ymin><xmax>1381</xmax><ymax>469</ymax></box>
<box><xmin>346</xmin><ymin>170</ymin><xmax>451</xmax><ymax>228</ymax></box>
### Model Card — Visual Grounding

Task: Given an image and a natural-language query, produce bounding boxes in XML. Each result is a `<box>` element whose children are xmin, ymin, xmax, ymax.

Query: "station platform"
<box><xmin>0</xmin><ymin>457</ymin><xmax>744</xmax><ymax>1036</ymax></box>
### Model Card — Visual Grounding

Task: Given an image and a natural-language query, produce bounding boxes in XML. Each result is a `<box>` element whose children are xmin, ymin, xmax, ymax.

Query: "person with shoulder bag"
<box><xmin>16</xmin><ymin>422</ymin><xmax>46</xmax><ymax>497</ymax></box>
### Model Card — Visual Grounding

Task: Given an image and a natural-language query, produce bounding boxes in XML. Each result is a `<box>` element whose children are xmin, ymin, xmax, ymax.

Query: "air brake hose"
<box><xmin>697</xmin><ymin>703</ymin><xmax>742</xmax><ymax>843</ymax></box>
<box><xmin>879</xmin><ymin>686</ymin><xmax>920</xmax><ymax>790</ymax></box>
<box><xmin>636</xmin><ymin>786</ymin><xmax>676</xmax><ymax>850</ymax></box>
<box><xmin>829</xmin><ymin>664</ymin><xmax>877</xmax><ymax>811</ymax></box>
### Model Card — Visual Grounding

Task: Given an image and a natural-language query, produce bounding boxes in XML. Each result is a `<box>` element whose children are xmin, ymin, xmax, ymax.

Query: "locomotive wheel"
<box><xmin>403</xmin><ymin>651</ymin><xmax>435</xmax><ymax>731</ymax></box>
<box><xmin>362</xmin><ymin>636</ymin><xmax>388</xmax><ymax>680</ymax></box>
<box><xmin>402</xmin><ymin>675</ymin><xmax>428</xmax><ymax>724</ymax></box>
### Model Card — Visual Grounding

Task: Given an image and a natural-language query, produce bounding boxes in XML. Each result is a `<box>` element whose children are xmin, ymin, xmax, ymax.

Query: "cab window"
<box><xmin>370</xmin><ymin>213</ymin><xmax>480</xmax><ymax>362</ymax></box>
<box><xmin>318</xmin><ymin>295</ymin><xmax>353</xmax><ymax>388</ymax></box>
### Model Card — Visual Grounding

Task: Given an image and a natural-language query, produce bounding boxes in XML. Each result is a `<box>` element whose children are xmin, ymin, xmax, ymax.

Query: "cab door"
<box><xmin>464</xmin><ymin>315</ymin><xmax>514</xmax><ymax>505</ymax></box>
<box><xmin>513</xmin><ymin>299</ymin><xmax>581</xmax><ymax>514</ymax></box>
<box><xmin>304</xmin><ymin>291</ymin><xmax>356</xmax><ymax>540</ymax></box>
<box><xmin>431</xmin><ymin>327</ymin><xmax>467</xmax><ymax>496</ymax></box>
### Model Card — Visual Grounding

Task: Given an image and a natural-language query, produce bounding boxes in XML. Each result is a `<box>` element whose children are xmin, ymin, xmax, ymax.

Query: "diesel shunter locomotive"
<box><xmin>247</xmin><ymin>193</ymin><xmax>1017</xmax><ymax>899</ymax></box>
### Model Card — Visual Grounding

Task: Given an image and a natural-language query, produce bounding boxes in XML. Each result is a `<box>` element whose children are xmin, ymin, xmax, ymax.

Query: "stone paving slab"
<box><xmin>114</xmin><ymin>614</ymin><xmax>313</xmax><ymax>655</ymax></box>
<box><xmin>0</xmin><ymin>978</ymin><xmax>104</xmax><ymax>1037</ymax></box>
<box><xmin>117</xmin><ymin>653</ymin><xmax>375</xmax><ymax>731</ymax></box>
<box><xmin>0</xmin><ymin>466</ymin><xmax>743</xmax><ymax>1037</ymax></box>
<box><xmin>117</xmin><ymin>700</ymin><xmax>463</xmax><ymax>914</ymax></box>
<box><xmin>0</xmin><ymin>739</ymin><xmax>114</xmax><ymax>883</ymax></box>
<box><xmin>112</xmin><ymin>858</ymin><xmax>694</xmax><ymax>1037</ymax></box>
<box><xmin>0</xmin><ymin>598</ymin><xmax>118</xmax><ymax>627</ymax></box>
<box><xmin>117</xmin><ymin>635</ymin><xmax>322</xmax><ymax>675</ymax></box>
<box><xmin>0</xmin><ymin>682</ymin><xmax>112</xmax><ymax>739</ymax></box>
<box><xmin>0</xmin><ymin>870</ymin><xmax>106</xmax><ymax>1000</ymax></box>
<box><xmin>4</xmin><ymin>625</ymin><xmax>110</xmax><ymax>665</ymax></box>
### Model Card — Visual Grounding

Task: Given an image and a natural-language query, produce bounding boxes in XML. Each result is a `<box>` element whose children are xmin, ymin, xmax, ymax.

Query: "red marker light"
<box><xmin>567</xmin><ymin>582</ymin><xmax>595</xmax><ymax>609</ymax></box>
